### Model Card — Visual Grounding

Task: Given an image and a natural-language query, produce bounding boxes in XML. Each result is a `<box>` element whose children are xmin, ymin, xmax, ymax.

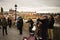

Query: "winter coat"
<box><xmin>48</xmin><ymin>18</ymin><xmax>55</xmax><ymax>29</ymax></box>
<box><xmin>1</xmin><ymin>18</ymin><xmax>7</xmax><ymax>27</ymax></box>
<box><xmin>8</xmin><ymin>18</ymin><xmax>12</xmax><ymax>25</ymax></box>
<box><xmin>26</xmin><ymin>20</ymin><xmax>34</xmax><ymax>28</ymax></box>
<box><xmin>17</xmin><ymin>18</ymin><xmax>23</xmax><ymax>29</ymax></box>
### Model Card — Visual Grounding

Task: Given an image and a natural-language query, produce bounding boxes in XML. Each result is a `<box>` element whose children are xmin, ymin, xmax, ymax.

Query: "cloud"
<box><xmin>0</xmin><ymin>0</ymin><xmax>60</xmax><ymax>7</ymax></box>
<box><xmin>0</xmin><ymin>0</ymin><xmax>2</xmax><ymax>1</ymax></box>
<box><xmin>0</xmin><ymin>0</ymin><xmax>60</xmax><ymax>13</ymax></box>
<box><xmin>38</xmin><ymin>0</ymin><xmax>60</xmax><ymax>7</ymax></box>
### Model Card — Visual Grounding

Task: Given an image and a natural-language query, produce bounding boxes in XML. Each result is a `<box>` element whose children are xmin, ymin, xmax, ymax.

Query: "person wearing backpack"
<box><xmin>1</xmin><ymin>16</ymin><xmax>8</xmax><ymax>36</ymax></box>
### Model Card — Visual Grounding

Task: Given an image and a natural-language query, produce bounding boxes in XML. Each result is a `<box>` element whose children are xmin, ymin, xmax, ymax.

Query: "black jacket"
<box><xmin>17</xmin><ymin>17</ymin><xmax>23</xmax><ymax>29</ymax></box>
<box><xmin>8</xmin><ymin>18</ymin><xmax>12</xmax><ymax>25</ymax></box>
<box><xmin>36</xmin><ymin>18</ymin><xmax>40</xmax><ymax>24</ymax></box>
<box><xmin>40</xmin><ymin>19</ymin><xmax>49</xmax><ymax>31</ymax></box>
<box><xmin>48</xmin><ymin>18</ymin><xmax>55</xmax><ymax>29</ymax></box>
<box><xmin>26</xmin><ymin>19</ymin><xmax>34</xmax><ymax>28</ymax></box>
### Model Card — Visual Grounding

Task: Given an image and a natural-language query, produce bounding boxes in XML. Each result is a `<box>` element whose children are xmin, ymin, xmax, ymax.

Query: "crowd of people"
<box><xmin>0</xmin><ymin>15</ymin><xmax>55</xmax><ymax>40</ymax></box>
<box><xmin>16</xmin><ymin>15</ymin><xmax>55</xmax><ymax>40</ymax></box>
<box><xmin>35</xmin><ymin>15</ymin><xmax>55</xmax><ymax>40</ymax></box>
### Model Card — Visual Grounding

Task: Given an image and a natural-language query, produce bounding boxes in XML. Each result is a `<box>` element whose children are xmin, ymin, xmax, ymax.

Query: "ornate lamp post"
<box><xmin>14</xmin><ymin>4</ymin><xmax>17</xmax><ymax>21</ymax></box>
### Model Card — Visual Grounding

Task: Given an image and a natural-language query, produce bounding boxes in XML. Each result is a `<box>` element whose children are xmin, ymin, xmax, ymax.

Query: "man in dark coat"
<box><xmin>1</xmin><ymin>17</ymin><xmax>8</xmax><ymax>36</ymax></box>
<box><xmin>41</xmin><ymin>16</ymin><xmax>49</xmax><ymax>40</ymax></box>
<box><xmin>26</xmin><ymin>18</ymin><xmax>34</xmax><ymax>33</ymax></box>
<box><xmin>48</xmin><ymin>15</ymin><xmax>55</xmax><ymax>40</ymax></box>
<box><xmin>17</xmin><ymin>17</ymin><xmax>23</xmax><ymax>35</ymax></box>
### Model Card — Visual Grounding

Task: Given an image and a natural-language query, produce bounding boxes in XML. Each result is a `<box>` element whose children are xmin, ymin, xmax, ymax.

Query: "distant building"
<box><xmin>9</xmin><ymin>9</ymin><xmax>15</xmax><ymax>14</ymax></box>
<box><xmin>19</xmin><ymin>11</ymin><xmax>36</xmax><ymax>19</ymax></box>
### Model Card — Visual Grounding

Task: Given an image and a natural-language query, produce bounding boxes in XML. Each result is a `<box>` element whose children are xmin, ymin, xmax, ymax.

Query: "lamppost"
<box><xmin>14</xmin><ymin>4</ymin><xmax>17</xmax><ymax>21</ymax></box>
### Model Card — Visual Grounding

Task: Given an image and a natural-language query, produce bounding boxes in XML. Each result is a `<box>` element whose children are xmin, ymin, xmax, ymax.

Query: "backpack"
<box><xmin>2</xmin><ymin>19</ymin><xmax>7</xmax><ymax>27</ymax></box>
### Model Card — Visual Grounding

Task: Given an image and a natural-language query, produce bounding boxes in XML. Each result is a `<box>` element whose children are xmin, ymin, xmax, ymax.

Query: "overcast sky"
<box><xmin>0</xmin><ymin>0</ymin><xmax>60</xmax><ymax>13</ymax></box>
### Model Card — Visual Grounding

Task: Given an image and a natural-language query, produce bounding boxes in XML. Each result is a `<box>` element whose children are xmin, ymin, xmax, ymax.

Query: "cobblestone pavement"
<box><xmin>54</xmin><ymin>27</ymin><xmax>60</xmax><ymax>40</ymax></box>
<box><xmin>0</xmin><ymin>27</ymin><xmax>29</xmax><ymax>40</ymax></box>
<box><xmin>0</xmin><ymin>23</ymin><xmax>60</xmax><ymax>40</ymax></box>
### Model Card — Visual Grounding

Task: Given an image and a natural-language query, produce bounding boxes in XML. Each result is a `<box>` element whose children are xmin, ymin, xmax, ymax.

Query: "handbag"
<box><xmin>32</xmin><ymin>25</ymin><xmax>36</xmax><ymax>31</ymax></box>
